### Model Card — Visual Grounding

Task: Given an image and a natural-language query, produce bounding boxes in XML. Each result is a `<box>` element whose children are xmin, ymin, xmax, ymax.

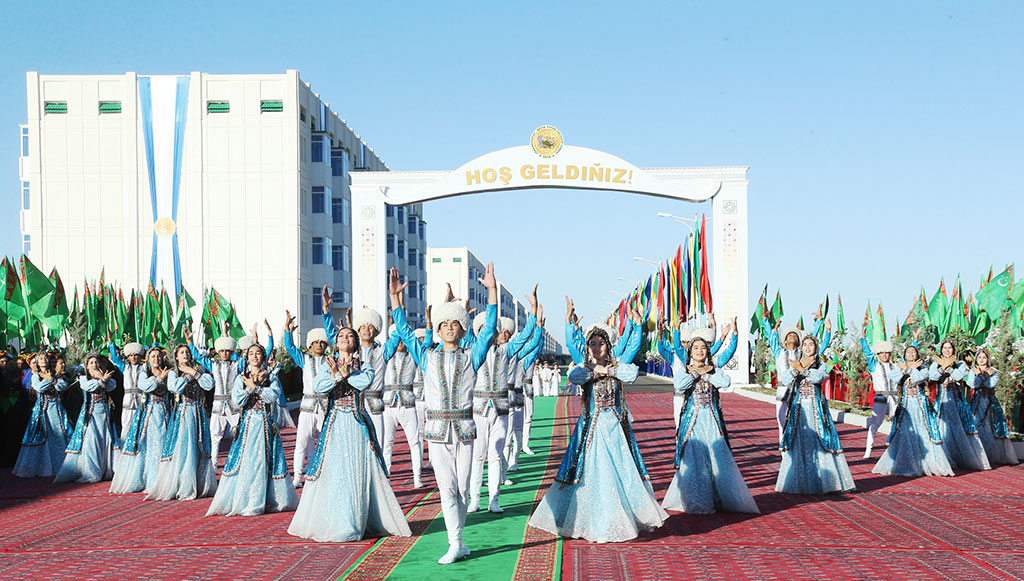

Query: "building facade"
<box><xmin>426</xmin><ymin>247</ymin><xmax>563</xmax><ymax>355</ymax></box>
<box><xmin>18</xmin><ymin>70</ymin><xmax>426</xmax><ymax>340</ymax></box>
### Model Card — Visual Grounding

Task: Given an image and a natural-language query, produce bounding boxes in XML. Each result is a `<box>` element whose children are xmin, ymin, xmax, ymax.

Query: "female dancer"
<box><xmin>776</xmin><ymin>335</ymin><xmax>855</xmax><ymax>494</ymax></box>
<box><xmin>288</xmin><ymin>324</ymin><xmax>410</xmax><ymax>541</ymax></box>
<box><xmin>54</xmin><ymin>355</ymin><xmax>117</xmax><ymax>483</ymax></box>
<box><xmin>207</xmin><ymin>344</ymin><xmax>297</xmax><ymax>516</ymax></box>
<box><xmin>968</xmin><ymin>349</ymin><xmax>1019</xmax><ymax>465</ymax></box>
<box><xmin>14</xmin><ymin>354</ymin><xmax>72</xmax><ymax>478</ymax></box>
<box><xmin>528</xmin><ymin>299</ymin><xmax>666</xmax><ymax>543</ymax></box>
<box><xmin>146</xmin><ymin>345</ymin><xmax>217</xmax><ymax>501</ymax></box>
<box><xmin>662</xmin><ymin>332</ymin><xmax>758</xmax><ymax>514</ymax></box>
<box><xmin>110</xmin><ymin>347</ymin><xmax>172</xmax><ymax>493</ymax></box>
<box><xmin>929</xmin><ymin>340</ymin><xmax>990</xmax><ymax>471</ymax></box>
<box><xmin>872</xmin><ymin>344</ymin><xmax>954</xmax><ymax>477</ymax></box>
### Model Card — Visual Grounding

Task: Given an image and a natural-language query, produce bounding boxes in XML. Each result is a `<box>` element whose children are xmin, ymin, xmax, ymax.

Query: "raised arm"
<box><xmin>388</xmin><ymin>270</ymin><xmax>427</xmax><ymax>369</ymax></box>
<box><xmin>471</xmin><ymin>263</ymin><xmax>499</xmax><ymax>371</ymax></box>
<box><xmin>107</xmin><ymin>341</ymin><xmax>126</xmax><ymax>371</ymax></box>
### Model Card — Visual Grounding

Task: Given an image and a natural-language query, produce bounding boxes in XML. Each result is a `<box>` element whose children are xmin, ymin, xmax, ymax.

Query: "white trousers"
<box><xmin>293</xmin><ymin>409</ymin><xmax>324</xmax><ymax>477</ymax></box>
<box><xmin>775</xmin><ymin>401</ymin><xmax>788</xmax><ymax>442</ymax></box>
<box><xmin>522</xmin><ymin>396</ymin><xmax>535</xmax><ymax>448</ymax></box>
<box><xmin>367</xmin><ymin>412</ymin><xmax>385</xmax><ymax>447</ymax></box>
<box><xmin>866</xmin><ymin>398</ymin><xmax>895</xmax><ymax>450</ymax></box>
<box><xmin>121</xmin><ymin>409</ymin><xmax>136</xmax><ymax>439</ymax></box>
<box><xmin>414</xmin><ymin>400</ymin><xmax>429</xmax><ymax>462</ymax></box>
<box><xmin>504</xmin><ymin>405</ymin><xmax>524</xmax><ymax>465</ymax></box>
<box><xmin>431</xmin><ymin>439</ymin><xmax>474</xmax><ymax>545</ymax></box>
<box><xmin>470</xmin><ymin>412</ymin><xmax>508</xmax><ymax>502</ymax></box>
<box><xmin>383</xmin><ymin>405</ymin><xmax>422</xmax><ymax>479</ymax></box>
<box><xmin>209</xmin><ymin>412</ymin><xmax>238</xmax><ymax>466</ymax></box>
<box><xmin>672</xmin><ymin>394</ymin><xmax>685</xmax><ymax>429</ymax></box>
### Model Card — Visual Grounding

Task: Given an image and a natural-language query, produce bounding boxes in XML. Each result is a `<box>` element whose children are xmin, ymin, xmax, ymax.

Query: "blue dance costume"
<box><xmin>145</xmin><ymin>369</ymin><xmax>217</xmax><ymax>500</ymax></box>
<box><xmin>930</xmin><ymin>361</ymin><xmax>990</xmax><ymax>471</ymax></box>
<box><xmin>968</xmin><ymin>369</ymin><xmax>1019</xmax><ymax>466</ymax></box>
<box><xmin>872</xmin><ymin>364</ymin><xmax>954</xmax><ymax>477</ymax></box>
<box><xmin>109</xmin><ymin>372</ymin><xmax>171</xmax><ymax>493</ymax></box>
<box><xmin>14</xmin><ymin>375</ymin><xmax>72</xmax><ymax>478</ymax></box>
<box><xmin>54</xmin><ymin>376</ymin><xmax>117</xmax><ymax>483</ymax></box>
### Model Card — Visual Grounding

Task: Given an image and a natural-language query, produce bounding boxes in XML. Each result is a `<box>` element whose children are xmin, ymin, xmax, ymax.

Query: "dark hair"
<box><xmin>687</xmin><ymin>337</ymin><xmax>714</xmax><ymax>369</ymax></box>
<box><xmin>172</xmin><ymin>344</ymin><xmax>194</xmax><ymax>373</ymax></box>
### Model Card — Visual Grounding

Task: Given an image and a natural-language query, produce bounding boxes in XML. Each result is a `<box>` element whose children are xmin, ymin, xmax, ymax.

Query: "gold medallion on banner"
<box><xmin>531</xmin><ymin>126</ymin><xmax>563</xmax><ymax>158</ymax></box>
<box><xmin>154</xmin><ymin>217</ymin><xmax>176</xmax><ymax>238</ymax></box>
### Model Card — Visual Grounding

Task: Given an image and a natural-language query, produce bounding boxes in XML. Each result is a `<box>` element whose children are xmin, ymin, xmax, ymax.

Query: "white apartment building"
<box><xmin>18</xmin><ymin>70</ymin><xmax>426</xmax><ymax>340</ymax></box>
<box><xmin>426</xmin><ymin>247</ymin><xmax>563</xmax><ymax>355</ymax></box>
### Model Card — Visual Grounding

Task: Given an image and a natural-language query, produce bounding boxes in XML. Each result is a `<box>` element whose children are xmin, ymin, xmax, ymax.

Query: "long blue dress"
<box><xmin>207</xmin><ymin>371</ymin><xmax>298</xmax><ymax>516</ymax></box>
<box><xmin>109</xmin><ymin>373</ymin><xmax>170</xmax><ymax>494</ymax></box>
<box><xmin>529</xmin><ymin>364</ymin><xmax>667</xmax><ymax>543</ymax></box>
<box><xmin>872</xmin><ymin>365</ymin><xmax>954</xmax><ymax>477</ymax></box>
<box><xmin>930</xmin><ymin>362</ymin><xmax>990</xmax><ymax>471</ymax></box>
<box><xmin>54</xmin><ymin>377</ymin><xmax>117</xmax><ymax>483</ymax></box>
<box><xmin>968</xmin><ymin>370</ymin><xmax>1019</xmax><ymax>466</ymax></box>
<box><xmin>14</xmin><ymin>375</ymin><xmax>73</xmax><ymax>478</ymax></box>
<box><xmin>288</xmin><ymin>362</ymin><xmax>411</xmax><ymax>542</ymax></box>
<box><xmin>662</xmin><ymin>365</ymin><xmax>758</xmax><ymax>514</ymax></box>
<box><xmin>145</xmin><ymin>370</ymin><xmax>218</xmax><ymax>500</ymax></box>
<box><xmin>776</xmin><ymin>365</ymin><xmax>856</xmax><ymax>493</ymax></box>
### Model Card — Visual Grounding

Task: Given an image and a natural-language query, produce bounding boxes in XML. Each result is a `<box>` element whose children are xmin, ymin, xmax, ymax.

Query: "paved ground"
<box><xmin>1</xmin><ymin>377</ymin><xmax>1021</xmax><ymax>580</ymax></box>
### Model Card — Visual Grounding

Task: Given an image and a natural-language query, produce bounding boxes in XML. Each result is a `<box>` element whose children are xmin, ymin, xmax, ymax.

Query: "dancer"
<box><xmin>54</xmin><ymin>355</ymin><xmax>117</xmax><ymax>484</ymax></box>
<box><xmin>861</xmin><ymin>334</ymin><xmax>899</xmax><ymax>458</ymax></box>
<box><xmin>662</xmin><ymin>333</ymin><xmax>758</xmax><ymax>514</ymax></box>
<box><xmin>282</xmin><ymin>310</ymin><xmax>331</xmax><ymax>488</ymax></box>
<box><xmin>930</xmin><ymin>340</ymin><xmax>990</xmax><ymax>471</ymax></box>
<box><xmin>207</xmin><ymin>344</ymin><xmax>297</xmax><ymax>516</ymax></box>
<box><xmin>109</xmin><ymin>347</ymin><xmax>172</xmax><ymax>493</ymax></box>
<box><xmin>505</xmin><ymin>314</ymin><xmax>544</xmax><ymax>471</ymax></box>
<box><xmin>381</xmin><ymin>326</ymin><xmax>425</xmax><ymax>489</ymax></box>
<box><xmin>107</xmin><ymin>339</ymin><xmax>149</xmax><ymax>439</ymax></box>
<box><xmin>14</xmin><ymin>354</ymin><xmax>72</xmax><ymax>478</ymax></box>
<box><xmin>872</xmin><ymin>343</ymin><xmax>954</xmax><ymax>477</ymax></box>
<box><xmin>146</xmin><ymin>345</ymin><xmax>217</xmax><ymax>501</ymax></box>
<box><xmin>765</xmin><ymin>316</ymin><xmax>830</xmax><ymax>442</ymax></box>
<box><xmin>528</xmin><ymin>304</ymin><xmax>667</xmax><ymax>543</ymax></box>
<box><xmin>516</xmin><ymin>322</ymin><xmax>545</xmax><ymax>458</ymax></box>
<box><xmin>968</xmin><ymin>348</ymin><xmax>1019</xmax><ymax>465</ymax></box>
<box><xmin>659</xmin><ymin>318</ymin><xmax>740</xmax><ymax>429</ymax></box>
<box><xmin>186</xmin><ymin>329</ymin><xmax>241</xmax><ymax>468</ymax></box>
<box><xmin>413</xmin><ymin>326</ymin><xmax>430</xmax><ymax>469</ymax></box>
<box><xmin>389</xmin><ymin>265</ymin><xmax>498</xmax><ymax>564</ymax></box>
<box><xmin>775</xmin><ymin>335</ymin><xmax>855</xmax><ymax>494</ymax></box>
<box><xmin>467</xmin><ymin>287</ymin><xmax>538</xmax><ymax>514</ymax></box>
<box><xmin>288</xmin><ymin>325</ymin><xmax>410</xmax><ymax>541</ymax></box>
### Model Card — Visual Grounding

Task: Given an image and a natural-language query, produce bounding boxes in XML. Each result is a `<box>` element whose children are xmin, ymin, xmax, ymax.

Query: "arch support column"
<box><xmin>350</xmin><ymin>183</ymin><xmax>388</xmax><ymax>328</ymax></box>
<box><xmin>712</xmin><ymin>176</ymin><xmax>750</xmax><ymax>383</ymax></box>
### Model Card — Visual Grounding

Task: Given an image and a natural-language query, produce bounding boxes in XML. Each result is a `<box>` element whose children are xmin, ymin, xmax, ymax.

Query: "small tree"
<box><xmin>63</xmin><ymin>316</ymin><xmax>90</xmax><ymax>369</ymax></box>
<box><xmin>752</xmin><ymin>336</ymin><xmax>772</xmax><ymax>386</ymax></box>
<box><xmin>987</xmin><ymin>311</ymin><xmax>1024</xmax><ymax>431</ymax></box>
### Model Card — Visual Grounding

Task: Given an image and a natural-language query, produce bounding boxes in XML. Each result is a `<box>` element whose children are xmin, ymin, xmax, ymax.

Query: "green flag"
<box><xmin>873</xmin><ymin>302</ymin><xmax>887</xmax><ymax>343</ymax></box>
<box><xmin>224</xmin><ymin>305</ymin><xmax>245</xmax><ymax>340</ymax></box>
<box><xmin>797</xmin><ymin>316</ymin><xmax>804</xmax><ymax>331</ymax></box>
<box><xmin>836</xmin><ymin>294</ymin><xmax>846</xmax><ymax>336</ymax></box>
<box><xmin>19</xmin><ymin>254</ymin><xmax>55</xmax><ymax>316</ymax></box>
<box><xmin>178</xmin><ymin>283</ymin><xmax>196</xmax><ymax>311</ymax></box>
<box><xmin>769</xmin><ymin>291</ymin><xmax>784</xmax><ymax>327</ymax></box>
<box><xmin>976</xmin><ymin>266</ymin><xmax>1013</xmax><ymax>316</ymax></box>
<box><xmin>1010</xmin><ymin>278</ymin><xmax>1024</xmax><ymax>307</ymax></box>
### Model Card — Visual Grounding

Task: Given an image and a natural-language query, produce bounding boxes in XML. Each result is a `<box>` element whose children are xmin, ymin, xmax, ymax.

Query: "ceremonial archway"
<box><xmin>350</xmin><ymin>128</ymin><xmax>750</xmax><ymax>381</ymax></box>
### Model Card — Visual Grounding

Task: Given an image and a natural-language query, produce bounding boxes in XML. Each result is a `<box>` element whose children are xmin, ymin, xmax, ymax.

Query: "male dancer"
<box><xmin>861</xmin><ymin>332</ymin><xmax>897</xmax><ymax>458</ymax></box>
<box><xmin>282</xmin><ymin>310</ymin><xmax>330</xmax><ymax>487</ymax></box>
<box><xmin>185</xmin><ymin>328</ymin><xmax>240</xmax><ymax>467</ymax></box>
<box><xmin>107</xmin><ymin>337</ymin><xmax>147</xmax><ymax>439</ymax></box>
<box><xmin>505</xmin><ymin>312</ymin><xmax>544</xmax><ymax>470</ymax></box>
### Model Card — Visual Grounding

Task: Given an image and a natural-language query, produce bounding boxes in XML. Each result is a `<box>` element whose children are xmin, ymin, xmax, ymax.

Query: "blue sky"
<box><xmin>1</xmin><ymin>1</ymin><xmax>1020</xmax><ymax>334</ymax></box>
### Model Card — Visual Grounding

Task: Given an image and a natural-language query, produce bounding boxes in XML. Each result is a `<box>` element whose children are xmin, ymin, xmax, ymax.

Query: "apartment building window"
<box><xmin>21</xmin><ymin>127</ymin><xmax>28</xmax><ymax>156</ymax></box>
<box><xmin>98</xmin><ymin>101</ymin><xmax>121</xmax><ymax>114</ymax></box>
<box><xmin>407</xmin><ymin>215</ymin><xmax>416</xmax><ymax>235</ymax></box>
<box><xmin>408</xmin><ymin>248</ymin><xmax>417</xmax><ymax>268</ymax></box>
<box><xmin>331</xmin><ymin>197</ymin><xmax>343</xmax><ymax>224</ymax></box>
<box><xmin>332</xmin><ymin>291</ymin><xmax>345</xmax><ymax>304</ymax></box>
<box><xmin>419</xmin><ymin>254</ymin><xmax>425</xmax><ymax>270</ymax></box>
<box><xmin>342</xmin><ymin>198</ymin><xmax>350</xmax><ymax>225</ymax></box>
<box><xmin>311</xmin><ymin>186</ymin><xmax>326</xmax><ymax>214</ymax></box>
<box><xmin>332</xmin><ymin>245</ymin><xmax>343</xmax><ymax>271</ymax></box>
<box><xmin>206</xmin><ymin>101</ymin><xmax>229</xmax><ymax>114</ymax></box>
<box><xmin>23</xmin><ymin>235</ymin><xmax>30</xmax><ymax>254</ymax></box>
<box><xmin>343</xmin><ymin>245</ymin><xmax>350</xmax><ymax>272</ymax></box>
<box><xmin>312</xmin><ymin>287</ymin><xmax>323</xmax><ymax>315</ymax></box>
<box><xmin>432</xmin><ymin>257</ymin><xmax>441</xmax><ymax>263</ymax></box>
<box><xmin>453</xmin><ymin>257</ymin><xmax>462</xmax><ymax>263</ymax></box>
<box><xmin>261</xmin><ymin>100</ymin><xmax>283</xmax><ymax>112</ymax></box>
<box><xmin>419</xmin><ymin>284</ymin><xmax>425</xmax><ymax>301</ymax></box>
<box><xmin>311</xmin><ymin>135</ymin><xmax>326</xmax><ymax>163</ymax></box>
<box><xmin>387</xmin><ymin>234</ymin><xmax>395</xmax><ymax>254</ymax></box>
<box><xmin>331</xmin><ymin>149</ymin><xmax>348</xmax><ymax>177</ymax></box>
<box><xmin>469</xmin><ymin>288</ymin><xmax>477</xmax><ymax>302</ymax></box>
<box><xmin>44</xmin><ymin>101</ymin><xmax>67</xmax><ymax>114</ymax></box>
<box><xmin>21</xmin><ymin>182</ymin><xmax>29</xmax><ymax>210</ymax></box>
<box><xmin>397</xmin><ymin>206</ymin><xmax>405</xmax><ymax>222</ymax></box>
<box><xmin>386</xmin><ymin>205</ymin><xmax>394</xmax><ymax>218</ymax></box>
<box><xmin>396</xmin><ymin>240</ymin><xmax>405</xmax><ymax>260</ymax></box>
<box><xmin>312</xmin><ymin>237</ymin><xmax>325</xmax><ymax>265</ymax></box>
<box><xmin>419</xmin><ymin>221</ymin><xmax>426</xmax><ymax>241</ymax></box>
<box><xmin>408</xmin><ymin>281</ymin><xmax>418</xmax><ymax>300</ymax></box>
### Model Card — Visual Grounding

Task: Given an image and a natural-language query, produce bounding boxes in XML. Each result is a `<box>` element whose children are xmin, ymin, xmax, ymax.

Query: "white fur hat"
<box><xmin>414</xmin><ymin>328</ymin><xmax>426</xmax><ymax>340</ymax></box>
<box><xmin>306</xmin><ymin>328</ymin><xmax>329</xmax><ymax>348</ymax></box>
<box><xmin>678</xmin><ymin>328</ymin><xmax>693</xmax><ymax>342</ymax></box>
<box><xmin>434</xmin><ymin>301</ymin><xmax>469</xmax><ymax>335</ymax></box>
<box><xmin>872</xmin><ymin>340</ymin><xmax>894</xmax><ymax>354</ymax></box>
<box><xmin>780</xmin><ymin>327</ymin><xmax>802</xmax><ymax>344</ymax></box>
<box><xmin>123</xmin><ymin>342</ymin><xmax>145</xmax><ymax>356</ymax></box>
<box><xmin>691</xmin><ymin>328</ymin><xmax>715</xmax><ymax>343</ymax></box>
<box><xmin>500</xmin><ymin>317</ymin><xmax>515</xmax><ymax>334</ymax></box>
<box><xmin>472</xmin><ymin>312</ymin><xmax>490</xmax><ymax>336</ymax></box>
<box><xmin>584</xmin><ymin>323</ymin><xmax>619</xmax><ymax>345</ymax></box>
<box><xmin>214</xmin><ymin>336</ymin><xmax>237</xmax><ymax>352</ymax></box>
<box><xmin>237</xmin><ymin>336</ymin><xmax>254</xmax><ymax>351</ymax></box>
<box><xmin>353</xmin><ymin>308</ymin><xmax>383</xmax><ymax>333</ymax></box>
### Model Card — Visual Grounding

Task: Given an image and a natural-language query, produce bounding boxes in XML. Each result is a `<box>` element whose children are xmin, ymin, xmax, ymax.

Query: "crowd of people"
<box><xmin>3</xmin><ymin>264</ymin><xmax>1020</xmax><ymax>566</ymax></box>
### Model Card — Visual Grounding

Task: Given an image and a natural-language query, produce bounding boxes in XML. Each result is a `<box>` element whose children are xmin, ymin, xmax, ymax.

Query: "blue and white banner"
<box><xmin>139</xmin><ymin>75</ymin><xmax>189</xmax><ymax>301</ymax></box>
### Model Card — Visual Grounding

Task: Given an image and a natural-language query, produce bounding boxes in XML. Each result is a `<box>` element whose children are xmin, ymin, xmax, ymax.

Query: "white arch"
<box><xmin>349</xmin><ymin>143</ymin><xmax>750</xmax><ymax>381</ymax></box>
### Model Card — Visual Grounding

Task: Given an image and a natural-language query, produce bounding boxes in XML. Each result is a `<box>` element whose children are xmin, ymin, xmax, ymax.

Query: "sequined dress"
<box><xmin>872</xmin><ymin>366</ymin><xmax>954</xmax><ymax>477</ymax></box>
<box><xmin>54</xmin><ymin>377</ymin><xmax>117</xmax><ymax>484</ymax></box>
<box><xmin>931</xmin><ymin>362</ymin><xmax>990</xmax><ymax>471</ymax></box>
<box><xmin>206</xmin><ymin>372</ymin><xmax>298</xmax><ymax>516</ymax></box>
<box><xmin>661</xmin><ymin>368</ymin><xmax>758</xmax><ymax>514</ymax></box>
<box><xmin>145</xmin><ymin>370</ymin><xmax>218</xmax><ymax>500</ymax></box>
<box><xmin>528</xmin><ymin>364</ymin><xmax>667</xmax><ymax>542</ymax></box>
<box><xmin>14</xmin><ymin>376</ymin><xmax>72</xmax><ymax>478</ymax></box>
<box><xmin>288</xmin><ymin>364</ymin><xmax>411</xmax><ymax>542</ymax></box>
<box><xmin>969</xmin><ymin>370</ymin><xmax>1019</xmax><ymax>466</ymax></box>
<box><xmin>109</xmin><ymin>373</ymin><xmax>170</xmax><ymax>493</ymax></box>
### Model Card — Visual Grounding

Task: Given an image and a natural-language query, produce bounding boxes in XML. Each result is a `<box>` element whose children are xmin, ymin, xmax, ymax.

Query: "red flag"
<box><xmin>657</xmin><ymin>262</ymin><xmax>666</xmax><ymax>320</ymax></box>
<box><xmin>698</xmin><ymin>215</ymin><xmax>713</xmax><ymax>313</ymax></box>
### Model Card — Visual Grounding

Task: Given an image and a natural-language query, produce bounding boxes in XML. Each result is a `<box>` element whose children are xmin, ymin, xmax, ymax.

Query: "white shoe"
<box><xmin>507</xmin><ymin>464</ymin><xmax>518</xmax><ymax>472</ymax></box>
<box><xmin>488</xmin><ymin>498</ymin><xmax>503</xmax><ymax>513</ymax></box>
<box><xmin>863</xmin><ymin>448</ymin><xmax>873</xmax><ymax>459</ymax></box>
<box><xmin>413</xmin><ymin>477</ymin><xmax>424</xmax><ymax>489</ymax></box>
<box><xmin>467</xmin><ymin>497</ymin><xmax>480</xmax><ymax>513</ymax></box>
<box><xmin>522</xmin><ymin>447</ymin><xmax>536</xmax><ymax>455</ymax></box>
<box><xmin>503</xmin><ymin>478</ymin><xmax>514</xmax><ymax>486</ymax></box>
<box><xmin>459</xmin><ymin>542</ymin><xmax>471</xmax><ymax>557</ymax></box>
<box><xmin>292</xmin><ymin>476</ymin><xmax>303</xmax><ymax>489</ymax></box>
<box><xmin>438</xmin><ymin>544</ymin><xmax>466</xmax><ymax>565</ymax></box>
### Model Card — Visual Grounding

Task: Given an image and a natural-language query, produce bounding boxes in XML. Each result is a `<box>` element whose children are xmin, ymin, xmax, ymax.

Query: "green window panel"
<box><xmin>44</xmin><ymin>101</ymin><xmax>67</xmax><ymax>114</ymax></box>
<box><xmin>261</xmin><ymin>100</ymin><xmax>283</xmax><ymax>112</ymax></box>
<box><xmin>98</xmin><ymin>101</ymin><xmax>121</xmax><ymax>114</ymax></box>
<box><xmin>207</xmin><ymin>101</ymin><xmax>230</xmax><ymax>113</ymax></box>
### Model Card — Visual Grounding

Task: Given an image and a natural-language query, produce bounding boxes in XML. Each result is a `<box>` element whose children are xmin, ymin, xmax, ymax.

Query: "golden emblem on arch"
<box><xmin>154</xmin><ymin>217</ymin><xmax>176</xmax><ymax>238</ymax></box>
<box><xmin>531</xmin><ymin>125</ymin><xmax>563</xmax><ymax>158</ymax></box>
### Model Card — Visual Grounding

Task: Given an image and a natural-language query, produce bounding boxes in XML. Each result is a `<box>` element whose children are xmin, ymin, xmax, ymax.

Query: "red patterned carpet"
<box><xmin>560</xmin><ymin>390</ymin><xmax>1024</xmax><ymax>581</ymax></box>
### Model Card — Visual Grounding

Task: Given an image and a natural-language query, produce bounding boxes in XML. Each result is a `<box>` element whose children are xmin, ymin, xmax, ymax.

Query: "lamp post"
<box><xmin>633</xmin><ymin>256</ymin><xmax>659</xmax><ymax>267</ymax></box>
<box><xmin>618</xmin><ymin>277</ymin><xmax>640</xmax><ymax>284</ymax></box>
<box><xmin>656</xmin><ymin>212</ymin><xmax>704</xmax><ymax>239</ymax></box>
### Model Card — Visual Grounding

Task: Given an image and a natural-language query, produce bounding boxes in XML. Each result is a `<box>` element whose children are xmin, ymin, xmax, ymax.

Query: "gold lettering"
<box><xmin>613</xmin><ymin>168</ymin><xmax>627</xmax><ymax>184</ymax></box>
<box><xmin>537</xmin><ymin>164</ymin><xmax>550</xmax><ymax>179</ymax></box>
<box><xmin>466</xmin><ymin>170</ymin><xmax>481</xmax><ymax>185</ymax></box>
<box><xmin>604</xmin><ymin>168</ymin><xmax>611</xmax><ymax>182</ymax></box>
<box><xmin>566</xmin><ymin>165</ymin><xmax>579</xmax><ymax>180</ymax></box>
<box><xmin>551</xmin><ymin>165</ymin><xmax>564</xmax><ymax>179</ymax></box>
<box><xmin>482</xmin><ymin>168</ymin><xmax>497</xmax><ymax>183</ymax></box>
<box><xmin>498</xmin><ymin>167</ymin><xmax>512</xmax><ymax>185</ymax></box>
<box><xmin>520</xmin><ymin>165</ymin><xmax>535</xmax><ymax>179</ymax></box>
<box><xmin>588</xmin><ymin>166</ymin><xmax>603</xmax><ymax>181</ymax></box>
